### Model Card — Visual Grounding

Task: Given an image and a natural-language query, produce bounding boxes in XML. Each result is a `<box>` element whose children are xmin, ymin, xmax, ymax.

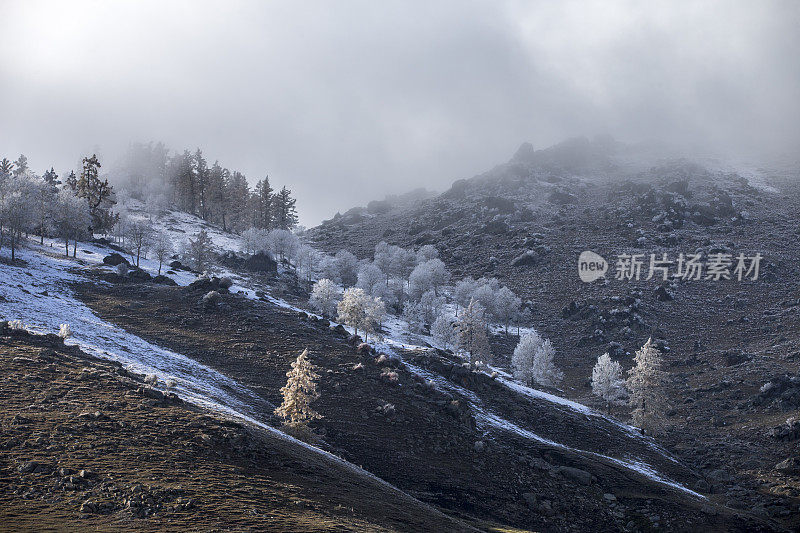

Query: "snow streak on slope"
<box><xmin>0</xmin><ymin>246</ymin><xmax>273</xmax><ymax>424</ymax></box>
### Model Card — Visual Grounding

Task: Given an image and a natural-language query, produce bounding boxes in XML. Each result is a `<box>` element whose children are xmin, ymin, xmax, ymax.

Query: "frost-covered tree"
<box><xmin>356</xmin><ymin>262</ymin><xmax>384</xmax><ymax>295</ymax></box>
<box><xmin>337</xmin><ymin>287</ymin><xmax>372</xmax><ymax>338</ymax></box>
<box><xmin>416</xmin><ymin>244</ymin><xmax>439</xmax><ymax>264</ymax></box>
<box><xmin>33</xmin><ymin>173</ymin><xmax>57</xmax><ymax>244</ymax></box>
<box><xmin>266</xmin><ymin>228</ymin><xmax>300</xmax><ymax>264</ymax></box>
<box><xmin>408</xmin><ymin>258</ymin><xmax>450</xmax><ymax>300</ymax></box>
<box><xmin>403</xmin><ymin>289</ymin><xmax>445</xmax><ymax>333</ymax></box>
<box><xmin>453</xmin><ymin>277</ymin><xmax>478</xmax><ymax>316</ymax></box>
<box><xmin>364</xmin><ymin>296</ymin><xmax>386</xmax><ymax>340</ymax></box>
<box><xmin>334</xmin><ymin>250</ymin><xmax>359</xmax><ymax>287</ymax></box>
<box><xmin>309</xmin><ymin>278</ymin><xmax>341</xmax><ymax>318</ymax></box>
<box><xmin>494</xmin><ymin>286</ymin><xmax>521</xmax><ymax>334</ymax></box>
<box><xmin>512</xmin><ymin>331</ymin><xmax>563</xmax><ymax>387</ymax></box>
<box><xmin>295</xmin><ymin>244</ymin><xmax>321</xmax><ymax>282</ymax></box>
<box><xmin>1</xmin><ymin>175</ymin><xmax>36</xmax><ymax>260</ymax></box>
<box><xmin>272</xmin><ymin>186</ymin><xmax>298</xmax><ymax>230</ymax></box>
<box><xmin>185</xmin><ymin>228</ymin><xmax>213</xmax><ymax>271</ymax></box>
<box><xmin>591</xmin><ymin>353</ymin><xmax>627</xmax><ymax>412</ymax></box>
<box><xmin>275</xmin><ymin>349</ymin><xmax>321</xmax><ymax>435</ymax></box>
<box><xmin>152</xmin><ymin>231</ymin><xmax>173</xmax><ymax>275</ymax></box>
<box><xmin>627</xmin><ymin>337</ymin><xmax>667</xmax><ymax>434</ymax></box>
<box><xmin>241</xmin><ymin>227</ymin><xmax>268</xmax><ymax>255</ymax></box>
<box><xmin>470</xmin><ymin>282</ymin><xmax>498</xmax><ymax>322</ymax></box>
<box><xmin>126</xmin><ymin>219</ymin><xmax>154</xmax><ymax>267</ymax></box>
<box><xmin>54</xmin><ymin>189</ymin><xmax>91</xmax><ymax>257</ymax></box>
<box><xmin>455</xmin><ymin>299</ymin><xmax>491</xmax><ymax>364</ymax></box>
<box><xmin>374</xmin><ymin>241</ymin><xmax>416</xmax><ymax>285</ymax></box>
<box><xmin>432</xmin><ymin>313</ymin><xmax>456</xmax><ymax>349</ymax></box>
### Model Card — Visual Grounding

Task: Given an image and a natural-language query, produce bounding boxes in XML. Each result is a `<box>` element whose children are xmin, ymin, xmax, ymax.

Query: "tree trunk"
<box><xmin>73</xmin><ymin>240</ymin><xmax>77</xmax><ymax>257</ymax></box>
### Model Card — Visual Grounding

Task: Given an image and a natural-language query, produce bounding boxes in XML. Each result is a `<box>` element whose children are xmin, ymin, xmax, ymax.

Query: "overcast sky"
<box><xmin>1</xmin><ymin>1</ymin><xmax>798</xmax><ymax>225</ymax></box>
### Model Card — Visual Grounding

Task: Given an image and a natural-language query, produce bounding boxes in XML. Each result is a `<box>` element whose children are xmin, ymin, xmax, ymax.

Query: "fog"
<box><xmin>1</xmin><ymin>0</ymin><xmax>798</xmax><ymax>225</ymax></box>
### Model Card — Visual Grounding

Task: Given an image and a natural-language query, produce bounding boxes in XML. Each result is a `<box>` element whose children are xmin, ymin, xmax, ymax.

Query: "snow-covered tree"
<box><xmin>453</xmin><ymin>277</ymin><xmax>478</xmax><ymax>316</ymax></box>
<box><xmin>591</xmin><ymin>353</ymin><xmax>627</xmax><ymax>412</ymax></box>
<box><xmin>363</xmin><ymin>296</ymin><xmax>386</xmax><ymax>340</ymax></box>
<box><xmin>266</xmin><ymin>228</ymin><xmax>300</xmax><ymax>264</ymax></box>
<box><xmin>1</xmin><ymin>175</ymin><xmax>36</xmax><ymax>260</ymax></box>
<box><xmin>416</xmin><ymin>244</ymin><xmax>439</xmax><ymax>264</ymax></box>
<box><xmin>275</xmin><ymin>349</ymin><xmax>321</xmax><ymax>435</ymax></box>
<box><xmin>309</xmin><ymin>278</ymin><xmax>341</xmax><ymax>318</ymax></box>
<box><xmin>152</xmin><ymin>231</ymin><xmax>173</xmax><ymax>275</ymax></box>
<box><xmin>185</xmin><ymin>229</ymin><xmax>213</xmax><ymax>271</ymax></box>
<box><xmin>627</xmin><ymin>337</ymin><xmax>667</xmax><ymax>434</ymax></box>
<box><xmin>126</xmin><ymin>219</ymin><xmax>154</xmax><ymax>267</ymax></box>
<box><xmin>470</xmin><ymin>282</ymin><xmax>498</xmax><ymax>322</ymax></box>
<box><xmin>295</xmin><ymin>244</ymin><xmax>321</xmax><ymax>282</ymax></box>
<box><xmin>455</xmin><ymin>299</ymin><xmax>491</xmax><ymax>364</ymax></box>
<box><xmin>356</xmin><ymin>262</ymin><xmax>385</xmax><ymax>295</ymax></box>
<box><xmin>53</xmin><ymin>189</ymin><xmax>91</xmax><ymax>257</ymax></box>
<box><xmin>334</xmin><ymin>250</ymin><xmax>359</xmax><ymax>287</ymax></box>
<box><xmin>241</xmin><ymin>227</ymin><xmax>268</xmax><ymax>255</ymax></box>
<box><xmin>408</xmin><ymin>258</ymin><xmax>450</xmax><ymax>300</ymax></box>
<box><xmin>494</xmin><ymin>286</ymin><xmax>521</xmax><ymax>334</ymax></box>
<box><xmin>431</xmin><ymin>313</ymin><xmax>456</xmax><ymax>349</ymax></box>
<box><xmin>374</xmin><ymin>241</ymin><xmax>416</xmax><ymax>285</ymax></box>
<box><xmin>513</xmin><ymin>331</ymin><xmax>563</xmax><ymax>387</ymax></box>
<box><xmin>337</xmin><ymin>287</ymin><xmax>371</xmax><ymax>338</ymax></box>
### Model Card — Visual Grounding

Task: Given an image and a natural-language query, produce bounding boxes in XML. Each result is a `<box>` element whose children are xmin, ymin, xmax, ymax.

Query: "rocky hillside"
<box><xmin>0</xmin><ymin>328</ymin><xmax>468</xmax><ymax>532</ymax></box>
<box><xmin>308</xmin><ymin>137</ymin><xmax>800</xmax><ymax>528</ymax></box>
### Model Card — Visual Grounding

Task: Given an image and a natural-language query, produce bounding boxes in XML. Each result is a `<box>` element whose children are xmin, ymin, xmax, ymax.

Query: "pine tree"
<box><xmin>253</xmin><ymin>176</ymin><xmax>274</xmax><ymax>229</ymax></box>
<box><xmin>0</xmin><ymin>158</ymin><xmax>13</xmax><ymax>178</ymax></box>
<box><xmin>185</xmin><ymin>229</ymin><xmax>213</xmax><ymax>271</ymax></box>
<box><xmin>12</xmin><ymin>154</ymin><xmax>28</xmax><ymax>177</ymax></box>
<box><xmin>42</xmin><ymin>167</ymin><xmax>61</xmax><ymax>192</ymax></box>
<box><xmin>64</xmin><ymin>170</ymin><xmax>78</xmax><ymax>191</ymax></box>
<box><xmin>75</xmin><ymin>154</ymin><xmax>117</xmax><ymax>234</ymax></box>
<box><xmin>275</xmin><ymin>349</ymin><xmax>322</xmax><ymax>434</ymax></box>
<box><xmin>512</xmin><ymin>331</ymin><xmax>563</xmax><ymax>387</ymax></box>
<box><xmin>194</xmin><ymin>149</ymin><xmax>209</xmax><ymax>220</ymax></box>
<box><xmin>627</xmin><ymin>338</ymin><xmax>667</xmax><ymax>434</ymax></box>
<box><xmin>207</xmin><ymin>161</ymin><xmax>229</xmax><ymax>231</ymax></box>
<box><xmin>273</xmin><ymin>186</ymin><xmax>298</xmax><ymax>229</ymax></box>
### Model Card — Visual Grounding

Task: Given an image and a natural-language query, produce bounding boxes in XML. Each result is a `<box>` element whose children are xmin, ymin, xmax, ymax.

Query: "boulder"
<box><xmin>775</xmin><ymin>457</ymin><xmax>800</xmax><ymax>475</ymax></box>
<box><xmin>102</xmin><ymin>253</ymin><xmax>129</xmax><ymax>266</ymax></box>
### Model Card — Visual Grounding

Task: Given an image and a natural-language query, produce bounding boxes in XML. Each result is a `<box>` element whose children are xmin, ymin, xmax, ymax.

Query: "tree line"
<box><xmin>111</xmin><ymin>142</ymin><xmax>297</xmax><ymax>233</ymax></box>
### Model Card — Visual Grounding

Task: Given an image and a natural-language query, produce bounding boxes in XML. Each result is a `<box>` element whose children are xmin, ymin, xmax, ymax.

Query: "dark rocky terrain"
<box><xmin>0</xmin><ymin>327</ymin><xmax>475</xmax><ymax>532</ymax></box>
<box><xmin>308</xmin><ymin>137</ymin><xmax>800</xmax><ymax>528</ymax></box>
<box><xmin>72</xmin><ymin>270</ymin><xmax>772</xmax><ymax>531</ymax></box>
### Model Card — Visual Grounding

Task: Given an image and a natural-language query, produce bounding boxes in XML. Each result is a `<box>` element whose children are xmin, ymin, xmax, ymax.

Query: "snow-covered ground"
<box><xmin>2</xmin><ymin>206</ymin><xmax>701</xmax><ymax>499</ymax></box>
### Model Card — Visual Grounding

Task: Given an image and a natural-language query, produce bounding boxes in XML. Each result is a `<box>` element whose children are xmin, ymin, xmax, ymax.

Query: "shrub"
<box><xmin>58</xmin><ymin>323</ymin><xmax>72</xmax><ymax>339</ymax></box>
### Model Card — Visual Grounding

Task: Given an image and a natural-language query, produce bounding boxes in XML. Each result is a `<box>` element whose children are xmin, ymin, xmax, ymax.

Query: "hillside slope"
<box><xmin>0</xmin><ymin>329</ymin><xmax>470</xmax><ymax>532</ymax></box>
<box><xmin>307</xmin><ymin>138</ymin><xmax>800</xmax><ymax>527</ymax></box>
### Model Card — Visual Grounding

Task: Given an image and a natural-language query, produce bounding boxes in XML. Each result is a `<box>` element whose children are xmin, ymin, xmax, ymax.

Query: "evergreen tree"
<box><xmin>64</xmin><ymin>170</ymin><xmax>78</xmax><ymax>191</ymax></box>
<box><xmin>273</xmin><ymin>186</ymin><xmax>298</xmax><ymax>229</ymax></box>
<box><xmin>207</xmin><ymin>161</ymin><xmax>229</xmax><ymax>231</ymax></box>
<box><xmin>75</xmin><ymin>154</ymin><xmax>117</xmax><ymax>234</ymax></box>
<box><xmin>12</xmin><ymin>154</ymin><xmax>28</xmax><ymax>177</ymax></box>
<box><xmin>227</xmin><ymin>171</ymin><xmax>251</xmax><ymax>232</ymax></box>
<box><xmin>275</xmin><ymin>349</ymin><xmax>322</xmax><ymax>434</ymax></box>
<box><xmin>194</xmin><ymin>149</ymin><xmax>209</xmax><ymax>220</ymax></box>
<box><xmin>42</xmin><ymin>167</ymin><xmax>61</xmax><ymax>192</ymax></box>
<box><xmin>253</xmin><ymin>176</ymin><xmax>274</xmax><ymax>229</ymax></box>
<box><xmin>627</xmin><ymin>338</ymin><xmax>667</xmax><ymax>435</ymax></box>
<box><xmin>0</xmin><ymin>158</ymin><xmax>14</xmax><ymax>178</ymax></box>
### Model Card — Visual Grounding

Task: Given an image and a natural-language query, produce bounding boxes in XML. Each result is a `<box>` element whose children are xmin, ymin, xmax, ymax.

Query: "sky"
<box><xmin>1</xmin><ymin>0</ymin><xmax>798</xmax><ymax>225</ymax></box>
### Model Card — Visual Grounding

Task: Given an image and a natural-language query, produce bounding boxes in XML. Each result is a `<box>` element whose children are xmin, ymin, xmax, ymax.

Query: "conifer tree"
<box><xmin>273</xmin><ymin>186</ymin><xmax>298</xmax><ymax>229</ymax></box>
<box><xmin>76</xmin><ymin>154</ymin><xmax>117</xmax><ymax>234</ymax></box>
<box><xmin>253</xmin><ymin>176</ymin><xmax>274</xmax><ymax>229</ymax></box>
<box><xmin>627</xmin><ymin>337</ymin><xmax>667</xmax><ymax>434</ymax></box>
<box><xmin>275</xmin><ymin>349</ymin><xmax>322</xmax><ymax>434</ymax></box>
<box><xmin>0</xmin><ymin>157</ymin><xmax>13</xmax><ymax>178</ymax></box>
<box><xmin>12</xmin><ymin>154</ymin><xmax>28</xmax><ymax>177</ymax></box>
